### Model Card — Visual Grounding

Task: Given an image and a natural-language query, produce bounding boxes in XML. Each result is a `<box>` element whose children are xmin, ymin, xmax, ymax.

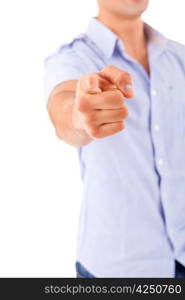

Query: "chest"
<box><xmin>127</xmin><ymin>48</ymin><xmax>150</xmax><ymax>76</ymax></box>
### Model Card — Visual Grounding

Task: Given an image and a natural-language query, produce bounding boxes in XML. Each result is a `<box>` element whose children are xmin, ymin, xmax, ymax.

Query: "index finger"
<box><xmin>99</xmin><ymin>65</ymin><xmax>135</xmax><ymax>98</ymax></box>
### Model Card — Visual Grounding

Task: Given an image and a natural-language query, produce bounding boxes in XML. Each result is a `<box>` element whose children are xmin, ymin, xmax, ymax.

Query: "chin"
<box><xmin>119</xmin><ymin>5</ymin><xmax>148</xmax><ymax>17</ymax></box>
<box><xmin>115</xmin><ymin>10</ymin><xmax>144</xmax><ymax>19</ymax></box>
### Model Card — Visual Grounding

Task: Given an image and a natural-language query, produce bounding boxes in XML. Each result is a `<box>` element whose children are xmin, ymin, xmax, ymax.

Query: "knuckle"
<box><xmin>110</xmin><ymin>90</ymin><xmax>125</xmax><ymax>105</ymax></box>
<box><xmin>117</xmin><ymin>121</ymin><xmax>125</xmax><ymax>131</ymax></box>
<box><xmin>84</xmin><ymin>112</ymin><xmax>96</xmax><ymax>124</ymax></box>
<box><xmin>114</xmin><ymin>89</ymin><xmax>124</xmax><ymax>98</ymax></box>
<box><xmin>77</xmin><ymin>95</ymin><xmax>89</xmax><ymax>112</ymax></box>
<box><xmin>106</xmin><ymin>65</ymin><xmax>116</xmax><ymax>72</ymax></box>
<box><xmin>123</xmin><ymin>106</ymin><xmax>129</xmax><ymax>118</ymax></box>
<box><xmin>88</xmin><ymin>126</ymin><xmax>99</xmax><ymax>138</ymax></box>
<box><xmin>124</xmin><ymin>72</ymin><xmax>132</xmax><ymax>80</ymax></box>
<box><xmin>116</xmin><ymin>97</ymin><xmax>125</xmax><ymax>107</ymax></box>
<box><xmin>113</xmin><ymin>89</ymin><xmax>123</xmax><ymax>98</ymax></box>
<box><xmin>101</xmin><ymin>65</ymin><xmax>118</xmax><ymax>77</ymax></box>
<box><xmin>118</xmin><ymin>109</ymin><xmax>127</xmax><ymax>119</ymax></box>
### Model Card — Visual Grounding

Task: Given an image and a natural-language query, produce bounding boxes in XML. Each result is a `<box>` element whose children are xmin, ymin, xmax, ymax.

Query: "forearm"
<box><xmin>47</xmin><ymin>91</ymin><xmax>93</xmax><ymax>147</ymax></box>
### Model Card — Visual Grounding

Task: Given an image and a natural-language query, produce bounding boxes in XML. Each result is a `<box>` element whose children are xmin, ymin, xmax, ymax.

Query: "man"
<box><xmin>44</xmin><ymin>0</ymin><xmax>185</xmax><ymax>277</ymax></box>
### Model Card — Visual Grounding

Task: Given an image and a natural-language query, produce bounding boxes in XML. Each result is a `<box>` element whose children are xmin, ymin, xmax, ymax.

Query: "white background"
<box><xmin>0</xmin><ymin>0</ymin><xmax>184</xmax><ymax>277</ymax></box>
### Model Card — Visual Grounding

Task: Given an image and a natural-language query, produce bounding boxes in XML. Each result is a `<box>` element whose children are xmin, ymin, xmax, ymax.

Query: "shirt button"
<box><xmin>151</xmin><ymin>89</ymin><xmax>157</xmax><ymax>96</ymax></box>
<box><xmin>154</xmin><ymin>124</ymin><xmax>160</xmax><ymax>132</ymax></box>
<box><xmin>158</xmin><ymin>159</ymin><xmax>164</xmax><ymax>166</ymax></box>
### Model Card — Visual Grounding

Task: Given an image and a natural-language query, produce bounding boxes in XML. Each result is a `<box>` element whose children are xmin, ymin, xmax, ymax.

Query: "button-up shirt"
<box><xmin>43</xmin><ymin>17</ymin><xmax>185</xmax><ymax>277</ymax></box>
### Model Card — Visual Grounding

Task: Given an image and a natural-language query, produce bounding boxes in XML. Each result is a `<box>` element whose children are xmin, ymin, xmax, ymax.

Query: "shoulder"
<box><xmin>166</xmin><ymin>38</ymin><xmax>185</xmax><ymax>57</ymax></box>
<box><xmin>44</xmin><ymin>33</ymin><xmax>88</xmax><ymax>63</ymax></box>
<box><xmin>58</xmin><ymin>33</ymin><xmax>87</xmax><ymax>53</ymax></box>
<box><xmin>44</xmin><ymin>33</ymin><xmax>105</xmax><ymax>73</ymax></box>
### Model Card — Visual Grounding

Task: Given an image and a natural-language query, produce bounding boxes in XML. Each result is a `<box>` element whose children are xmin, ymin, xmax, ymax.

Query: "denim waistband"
<box><xmin>75</xmin><ymin>261</ymin><xmax>95</xmax><ymax>278</ymax></box>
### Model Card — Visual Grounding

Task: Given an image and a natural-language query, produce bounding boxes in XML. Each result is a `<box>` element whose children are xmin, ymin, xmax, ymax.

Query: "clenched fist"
<box><xmin>72</xmin><ymin>65</ymin><xmax>135</xmax><ymax>140</ymax></box>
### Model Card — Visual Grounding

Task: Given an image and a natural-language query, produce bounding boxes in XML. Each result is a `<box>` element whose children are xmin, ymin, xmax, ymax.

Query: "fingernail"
<box><xmin>125</xmin><ymin>84</ymin><xmax>133</xmax><ymax>92</ymax></box>
<box><xmin>86</xmin><ymin>77</ymin><xmax>92</xmax><ymax>89</ymax></box>
<box><xmin>87</xmin><ymin>87</ymin><xmax>102</xmax><ymax>94</ymax></box>
<box><xmin>86</xmin><ymin>77</ymin><xmax>101</xmax><ymax>93</ymax></box>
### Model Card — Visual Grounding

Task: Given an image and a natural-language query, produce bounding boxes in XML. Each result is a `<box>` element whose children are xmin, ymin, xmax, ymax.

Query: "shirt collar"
<box><xmin>86</xmin><ymin>17</ymin><xmax>167</xmax><ymax>59</ymax></box>
<box><xmin>144</xmin><ymin>22</ymin><xmax>167</xmax><ymax>47</ymax></box>
<box><xmin>86</xmin><ymin>17</ymin><xmax>118</xmax><ymax>58</ymax></box>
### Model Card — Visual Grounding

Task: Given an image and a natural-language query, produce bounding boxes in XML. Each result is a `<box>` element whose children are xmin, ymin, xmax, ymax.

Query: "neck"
<box><xmin>96</xmin><ymin>10</ymin><xmax>148</xmax><ymax>53</ymax></box>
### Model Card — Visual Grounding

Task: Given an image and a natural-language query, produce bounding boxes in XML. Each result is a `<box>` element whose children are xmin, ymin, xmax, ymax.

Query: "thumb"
<box><xmin>77</xmin><ymin>72</ymin><xmax>102</xmax><ymax>94</ymax></box>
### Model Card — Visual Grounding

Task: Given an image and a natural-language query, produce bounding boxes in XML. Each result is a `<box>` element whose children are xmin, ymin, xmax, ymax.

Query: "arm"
<box><xmin>46</xmin><ymin>66</ymin><xmax>134</xmax><ymax>147</ymax></box>
<box><xmin>47</xmin><ymin>80</ymin><xmax>94</xmax><ymax>147</ymax></box>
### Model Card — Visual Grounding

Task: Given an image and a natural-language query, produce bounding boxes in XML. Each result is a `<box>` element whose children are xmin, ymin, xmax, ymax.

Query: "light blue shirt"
<box><xmin>43</xmin><ymin>17</ymin><xmax>185</xmax><ymax>277</ymax></box>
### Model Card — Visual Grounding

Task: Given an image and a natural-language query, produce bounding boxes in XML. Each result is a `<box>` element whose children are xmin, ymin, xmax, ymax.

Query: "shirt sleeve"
<box><xmin>43</xmin><ymin>42</ymin><xmax>86</xmax><ymax>106</ymax></box>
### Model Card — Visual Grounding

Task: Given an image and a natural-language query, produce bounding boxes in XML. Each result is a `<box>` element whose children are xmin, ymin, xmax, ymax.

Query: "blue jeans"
<box><xmin>76</xmin><ymin>261</ymin><xmax>95</xmax><ymax>278</ymax></box>
<box><xmin>75</xmin><ymin>260</ymin><xmax>185</xmax><ymax>278</ymax></box>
